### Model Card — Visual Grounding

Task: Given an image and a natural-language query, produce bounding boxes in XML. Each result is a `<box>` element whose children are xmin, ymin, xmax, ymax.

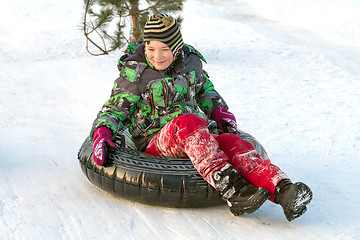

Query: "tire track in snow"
<box><xmin>199</xmin><ymin>216</ymin><xmax>225</xmax><ymax>239</ymax></box>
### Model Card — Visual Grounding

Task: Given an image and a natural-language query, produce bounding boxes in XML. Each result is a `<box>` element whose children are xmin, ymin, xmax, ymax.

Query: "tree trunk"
<box><xmin>129</xmin><ymin>1</ymin><xmax>141</xmax><ymax>42</ymax></box>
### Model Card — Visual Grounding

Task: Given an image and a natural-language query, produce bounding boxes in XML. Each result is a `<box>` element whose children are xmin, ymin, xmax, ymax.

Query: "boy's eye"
<box><xmin>146</xmin><ymin>47</ymin><xmax>170</xmax><ymax>52</ymax></box>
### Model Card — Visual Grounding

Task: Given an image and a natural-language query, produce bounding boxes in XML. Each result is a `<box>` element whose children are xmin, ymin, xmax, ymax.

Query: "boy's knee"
<box><xmin>216</xmin><ymin>133</ymin><xmax>255</xmax><ymax>155</ymax></box>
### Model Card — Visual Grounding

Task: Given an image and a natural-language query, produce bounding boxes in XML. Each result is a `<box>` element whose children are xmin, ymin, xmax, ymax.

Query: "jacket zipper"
<box><xmin>186</xmin><ymin>76</ymin><xmax>191</xmax><ymax>101</ymax></box>
<box><xmin>146</xmin><ymin>93</ymin><xmax>156</xmax><ymax>140</ymax></box>
<box><xmin>162</xmin><ymin>81</ymin><xmax>169</xmax><ymax>107</ymax></box>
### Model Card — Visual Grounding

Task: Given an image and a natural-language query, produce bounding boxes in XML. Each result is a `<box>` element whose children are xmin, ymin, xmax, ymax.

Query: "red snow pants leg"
<box><xmin>215</xmin><ymin>133</ymin><xmax>288</xmax><ymax>202</ymax></box>
<box><xmin>145</xmin><ymin>114</ymin><xmax>230</xmax><ymax>187</ymax></box>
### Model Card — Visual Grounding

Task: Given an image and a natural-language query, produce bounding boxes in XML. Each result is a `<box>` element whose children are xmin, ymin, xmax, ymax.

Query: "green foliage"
<box><xmin>82</xmin><ymin>0</ymin><xmax>184</xmax><ymax>56</ymax></box>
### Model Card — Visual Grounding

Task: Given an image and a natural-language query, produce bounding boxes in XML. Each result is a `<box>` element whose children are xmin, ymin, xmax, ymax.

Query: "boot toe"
<box><xmin>280</xmin><ymin>182</ymin><xmax>313</xmax><ymax>221</ymax></box>
<box><xmin>293</xmin><ymin>182</ymin><xmax>313</xmax><ymax>211</ymax></box>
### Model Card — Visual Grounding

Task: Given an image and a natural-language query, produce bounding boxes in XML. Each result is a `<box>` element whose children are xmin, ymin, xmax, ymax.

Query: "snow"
<box><xmin>1</xmin><ymin>0</ymin><xmax>359</xmax><ymax>239</ymax></box>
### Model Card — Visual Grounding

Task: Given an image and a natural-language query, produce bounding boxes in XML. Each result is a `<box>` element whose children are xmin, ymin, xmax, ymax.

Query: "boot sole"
<box><xmin>230</xmin><ymin>188</ymin><xmax>270</xmax><ymax>215</ymax></box>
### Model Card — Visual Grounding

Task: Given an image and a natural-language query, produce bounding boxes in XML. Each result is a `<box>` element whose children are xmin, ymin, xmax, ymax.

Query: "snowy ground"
<box><xmin>1</xmin><ymin>0</ymin><xmax>359</xmax><ymax>239</ymax></box>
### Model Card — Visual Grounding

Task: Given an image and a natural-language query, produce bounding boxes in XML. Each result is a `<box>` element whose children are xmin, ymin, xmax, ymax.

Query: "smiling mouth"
<box><xmin>155</xmin><ymin>60</ymin><xmax>166</xmax><ymax>64</ymax></box>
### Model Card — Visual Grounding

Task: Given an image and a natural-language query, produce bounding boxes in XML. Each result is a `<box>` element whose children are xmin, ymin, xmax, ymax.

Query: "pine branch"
<box><xmin>81</xmin><ymin>0</ymin><xmax>184</xmax><ymax>56</ymax></box>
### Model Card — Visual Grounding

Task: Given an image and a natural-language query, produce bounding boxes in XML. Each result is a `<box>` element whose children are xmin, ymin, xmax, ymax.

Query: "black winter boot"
<box><xmin>213</xmin><ymin>165</ymin><xmax>270</xmax><ymax>216</ymax></box>
<box><xmin>274</xmin><ymin>179</ymin><xmax>313</xmax><ymax>222</ymax></box>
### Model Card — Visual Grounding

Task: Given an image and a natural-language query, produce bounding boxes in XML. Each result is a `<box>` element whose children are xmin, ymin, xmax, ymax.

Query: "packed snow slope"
<box><xmin>1</xmin><ymin>0</ymin><xmax>359</xmax><ymax>239</ymax></box>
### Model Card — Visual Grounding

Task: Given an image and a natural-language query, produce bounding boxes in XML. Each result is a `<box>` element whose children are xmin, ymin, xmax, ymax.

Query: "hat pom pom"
<box><xmin>162</xmin><ymin>16</ymin><xmax>173</xmax><ymax>27</ymax></box>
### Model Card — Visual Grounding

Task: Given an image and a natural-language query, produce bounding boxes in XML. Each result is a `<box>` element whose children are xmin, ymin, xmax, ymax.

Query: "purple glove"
<box><xmin>211</xmin><ymin>106</ymin><xmax>237</xmax><ymax>133</ymax></box>
<box><xmin>92</xmin><ymin>127</ymin><xmax>116</xmax><ymax>166</ymax></box>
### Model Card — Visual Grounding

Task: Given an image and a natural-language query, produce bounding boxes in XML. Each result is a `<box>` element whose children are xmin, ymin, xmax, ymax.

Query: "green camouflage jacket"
<box><xmin>91</xmin><ymin>43</ymin><xmax>228</xmax><ymax>151</ymax></box>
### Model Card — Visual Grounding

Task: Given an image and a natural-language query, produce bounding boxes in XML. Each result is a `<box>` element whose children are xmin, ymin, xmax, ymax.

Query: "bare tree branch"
<box><xmin>83</xmin><ymin>0</ymin><xmax>113</xmax><ymax>55</ymax></box>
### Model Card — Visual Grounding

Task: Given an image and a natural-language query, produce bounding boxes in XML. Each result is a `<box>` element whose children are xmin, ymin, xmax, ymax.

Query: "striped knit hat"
<box><xmin>143</xmin><ymin>13</ymin><xmax>184</xmax><ymax>59</ymax></box>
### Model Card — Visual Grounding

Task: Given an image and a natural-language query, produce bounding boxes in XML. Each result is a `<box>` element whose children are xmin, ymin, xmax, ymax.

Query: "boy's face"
<box><xmin>145</xmin><ymin>41</ymin><xmax>174</xmax><ymax>70</ymax></box>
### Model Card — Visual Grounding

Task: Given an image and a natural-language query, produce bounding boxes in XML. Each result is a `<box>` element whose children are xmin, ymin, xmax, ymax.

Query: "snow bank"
<box><xmin>234</xmin><ymin>0</ymin><xmax>360</xmax><ymax>47</ymax></box>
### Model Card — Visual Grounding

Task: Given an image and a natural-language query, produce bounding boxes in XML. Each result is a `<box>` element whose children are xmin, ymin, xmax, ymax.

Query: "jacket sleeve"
<box><xmin>195</xmin><ymin>69</ymin><xmax>228</xmax><ymax>117</ymax></box>
<box><xmin>90</xmin><ymin>66</ymin><xmax>141</xmax><ymax>138</ymax></box>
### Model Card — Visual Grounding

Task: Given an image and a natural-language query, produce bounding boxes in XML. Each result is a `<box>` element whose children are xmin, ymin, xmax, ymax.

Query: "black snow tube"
<box><xmin>78</xmin><ymin>136</ymin><xmax>224</xmax><ymax>208</ymax></box>
<box><xmin>77</xmin><ymin>125</ymin><xmax>268</xmax><ymax>208</ymax></box>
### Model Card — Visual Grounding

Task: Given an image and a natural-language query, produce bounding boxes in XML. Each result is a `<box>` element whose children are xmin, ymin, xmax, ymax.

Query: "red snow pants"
<box><xmin>144</xmin><ymin>114</ymin><xmax>287</xmax><ymax>202</ymax></box>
